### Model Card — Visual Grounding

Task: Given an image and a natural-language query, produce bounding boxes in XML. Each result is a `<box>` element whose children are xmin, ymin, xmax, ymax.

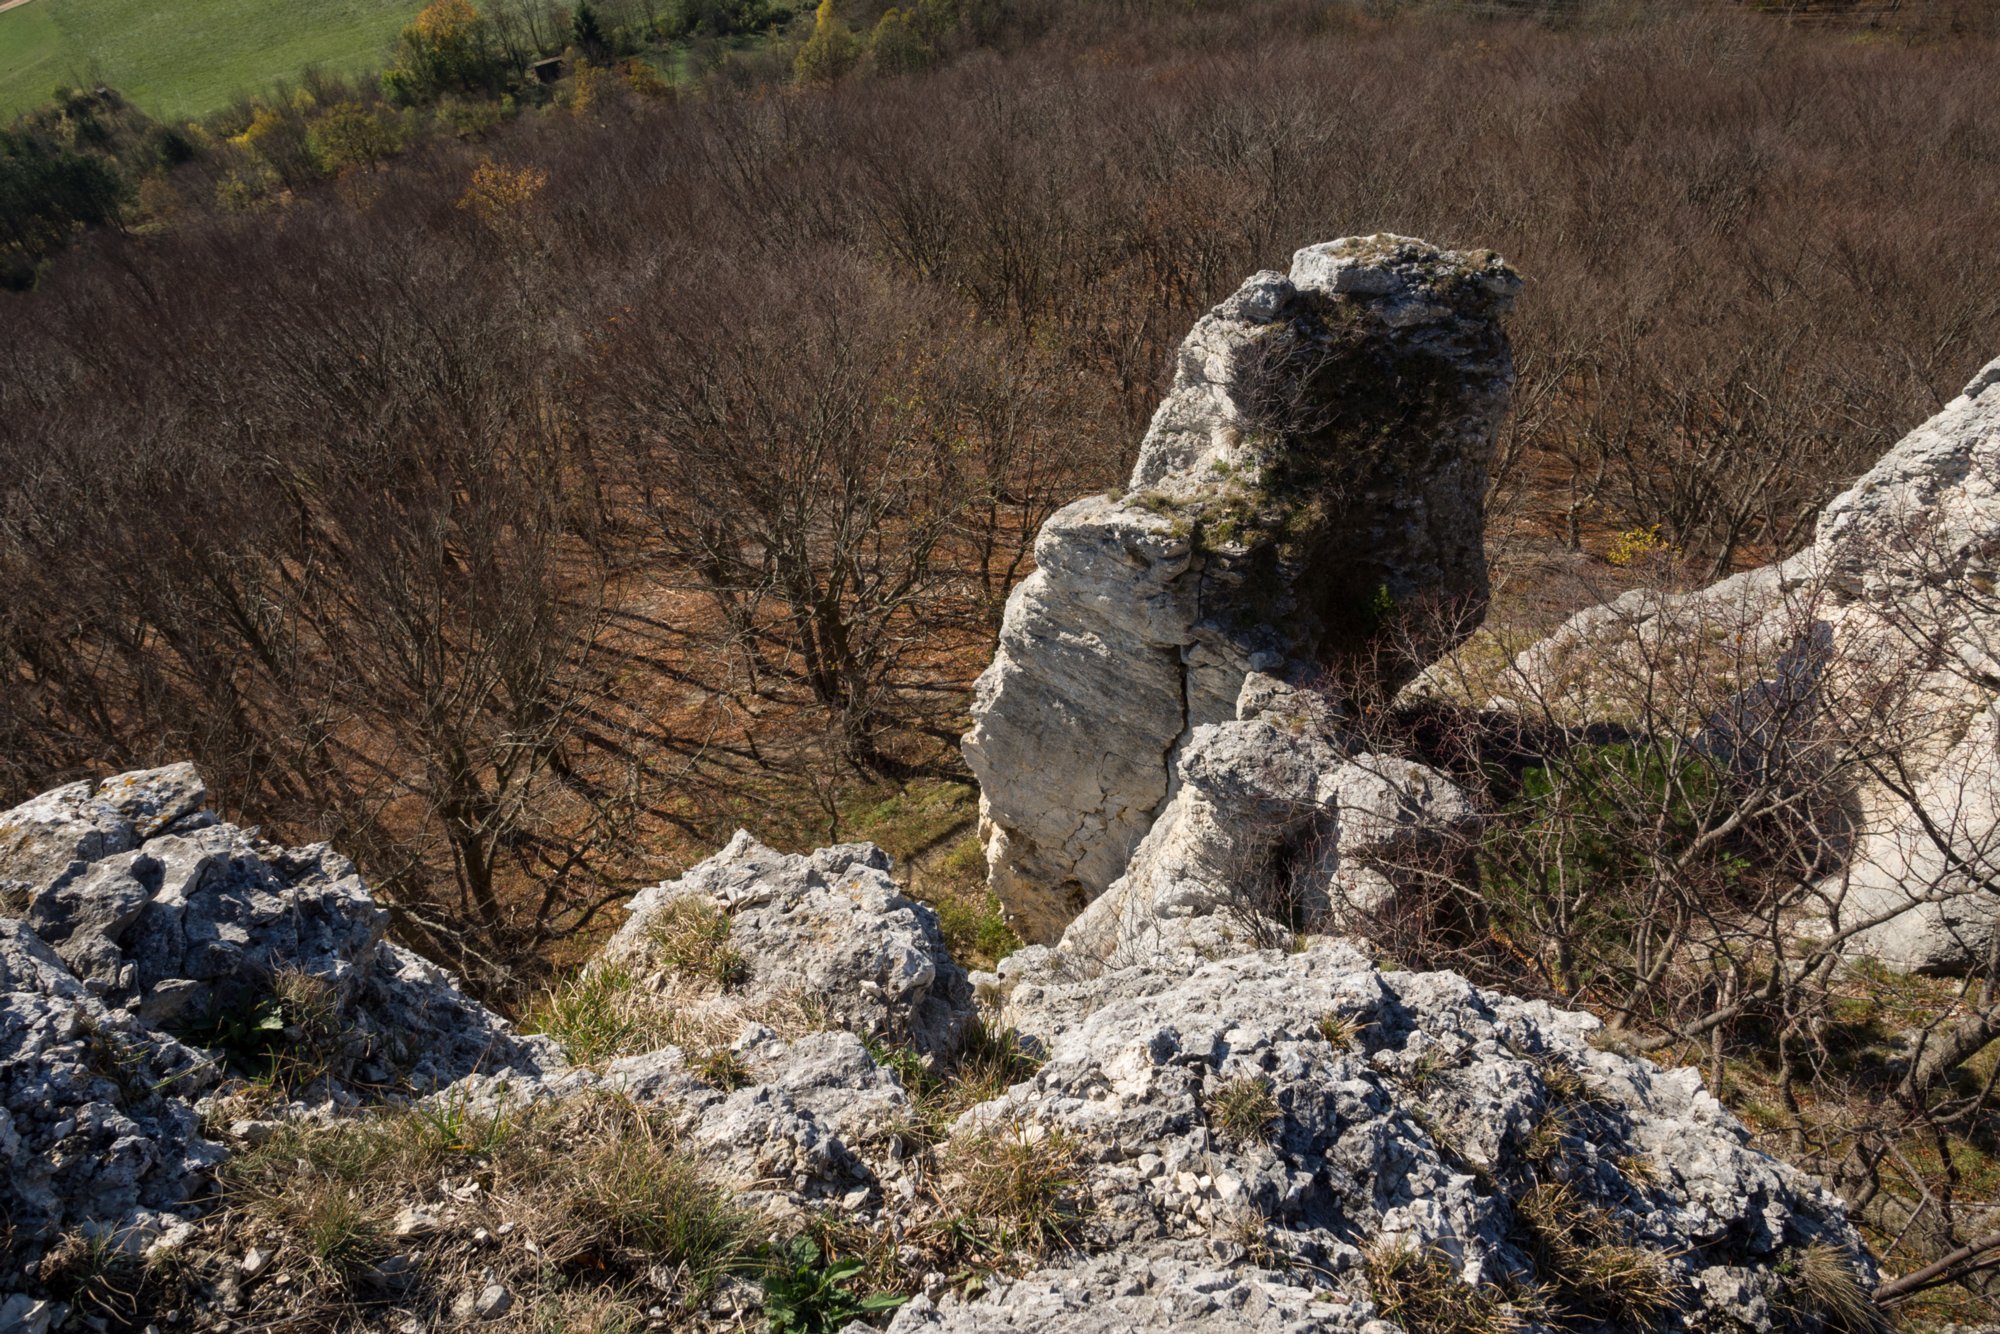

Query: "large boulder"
<box><xmin>1505</xmin><ymin>356</ymin><xmax>2000</xmax><ymax>972</ymax></box>
<box><xmin>604</xmin><ymin>830</ymin><xmax>977</xmax><ymax>1058</ymax></box>
<box><xmin>965</xmin><ymin>236</ymin><xmax>1518</xmax><ymax>943</ymax></box>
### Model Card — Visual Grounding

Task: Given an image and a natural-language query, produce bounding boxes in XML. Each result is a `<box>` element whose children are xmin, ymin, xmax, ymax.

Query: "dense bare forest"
<box><xmin>13</xmin><ymin>1</ymin><xmax>2000</xmax><ymax>1328</ymax></box>
<box><xmin>3</xmin><ymin>2</ymin><xmax>1997</xmax><ymax>999</ymax></box>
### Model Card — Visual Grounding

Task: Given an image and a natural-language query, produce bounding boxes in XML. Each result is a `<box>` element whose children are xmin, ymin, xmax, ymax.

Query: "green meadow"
<box><xmin>0</xmin><ymin>0</ymin><xmax>423</xmax><ymax>120</ymax></box>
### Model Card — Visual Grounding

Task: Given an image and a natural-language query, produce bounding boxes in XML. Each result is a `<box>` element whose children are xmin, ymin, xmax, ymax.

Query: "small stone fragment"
<box><xmin>474</xmin><ymin>1284</ymin><xmax>512</xmax><ymax>1320</ymax></box>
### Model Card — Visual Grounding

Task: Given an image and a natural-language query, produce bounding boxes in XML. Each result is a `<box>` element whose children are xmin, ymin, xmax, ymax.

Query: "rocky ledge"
<box><xmin>1</xmin><ymin>765</ymin><xmax>1872</xmax><ymax>1332</ymax></box>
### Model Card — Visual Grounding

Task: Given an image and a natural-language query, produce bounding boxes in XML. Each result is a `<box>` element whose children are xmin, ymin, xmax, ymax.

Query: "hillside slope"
<box><xmin>0</xmin><ymin>0</ymin><xmax>419</xmax><ymax>118</ymax></box>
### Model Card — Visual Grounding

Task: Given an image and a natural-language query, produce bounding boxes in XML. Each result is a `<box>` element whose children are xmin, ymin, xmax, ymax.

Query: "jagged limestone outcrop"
<box><xmin>604</xmin><ymin>830</ymin><xmax>977</xmax><ymax>1058</ymax></box>
<box><xmin>0</xmin><ymin>236</ymin><xmax>1905</xmax><ymax>1328</ymax></box>
<box><xmin>965</xmin><ymin>236</ymin><xmax>1518</xmax><ymax>943</ymax></box>
<box><xmin>0</xmin><ymin>765</ymin><xmax>557</xmax><ymax>1282</ymax></box>
<box><xmin>1</xmin><ymin>766</ymin><xmax>1876</xmax><ymax>1332</ymax></box>
<box><xmin>904</xmin><ymin>943</ymin><xmax>1868</xmax><ymax>1334</ymax></box>
<box><xmin>1055</xmin><ymin>672</ymin><xmax>1479</xmax><ymax>970</ymax></box>
<box><xmin>1506</xmin><ymin>356</ymin><xmax>2000</xmax><ymax>972</ymax></box>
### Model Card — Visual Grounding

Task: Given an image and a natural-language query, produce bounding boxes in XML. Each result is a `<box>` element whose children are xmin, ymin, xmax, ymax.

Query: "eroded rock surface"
<box><xmin>605</xmin><ymin>830</ymin><xmax>977</xmax><ymax>1057</ymax></box>
<box><xmin>0</xmin><ymin>918</ymin><xmax>223</xmax><ymax>1267</ymax></box>
<box><xmin>0</xmin><ymin>765</ymin><xmax>556</xmax><ymax>1277</ymax></box>
<box><xmin>906</xmin><ymin>942</ymin><xmax>1865</xmax><ymax>1334</ymax></box>
<box><xmin>1057</xmin><ymin>673</ymin><xmax>1479</xmax><ymax>970</ymax></box>
<box><xmin>965</xmin><ymin>236</ymin><xmax>1518</xmax><ymax>942</ymax></box>
<box><xmin>0</xmin><ymin>761</ymin><xmax>1878</xmax><ymax>1331</ymax></box>
<box><xmin>0</xmin><ymin>237</ymin><xmax>1901</xmax><ymax>1326</ymax></box>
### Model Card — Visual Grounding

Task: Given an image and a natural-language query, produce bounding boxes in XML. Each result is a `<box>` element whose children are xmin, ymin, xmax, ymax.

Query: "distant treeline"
<box><xmin>4</xmin><ymin>0</ymin><xmax>1998</xmax><ymax>289</ymax></box>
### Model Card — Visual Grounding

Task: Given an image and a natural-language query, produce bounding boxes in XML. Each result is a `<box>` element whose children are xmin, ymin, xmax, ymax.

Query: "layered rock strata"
<box><xmin>965</xmin><ymin>235</ymin><xmax>1519</xmax><ymax>942</ymax></box>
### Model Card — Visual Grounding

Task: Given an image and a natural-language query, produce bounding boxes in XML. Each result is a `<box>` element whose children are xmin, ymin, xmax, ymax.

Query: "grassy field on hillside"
<box><xmin>0</xmin><ymin>0</ymin><xmax>422</xmax><ymax>120</ymax></box>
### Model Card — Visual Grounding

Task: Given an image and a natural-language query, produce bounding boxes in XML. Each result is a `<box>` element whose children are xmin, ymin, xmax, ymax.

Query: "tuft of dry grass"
<box><xmin>1535</xmin><ymin>1055</ymin><xmax>1596</xmax><ymax>1108</ymax></box>
<box><xmin>1780</xmin><ymin>1242</ymin><xmax>1892</xmax><ymax>1334</ymax></box>
<box><xmin>1209</xmin><ymin>1074</ymin><xmax>1283</xmax><ymax>1146</ymax></box>
<box><xmin>1316</xmin><ymin>1009</ymin><xmax>1367</xmax><ymax>1047</ymax></box>
<box><xmin>873</xmin><ymin>1019</ymin><xmax>1046</xmax><ymax>1148</ymax></box>
<box><xmin>645</xmin><ymin>896</ymin><xmax>749</xmax><ymax>988</ymax></box>
<box><xmin>1363</xmin><ymin>1240</ymin><xmax>1529</xmax><ymax>1334</ymax></box>
<box><xmin>290</xmin><ymin>1182</ymin><xmax>391</xmax><ymax>1284</ymax></box>
<box><xmin>527</xmin><ymin>964</ymin><xmax>684</xmax><ymax>1065</ymax></box>
<box><xmin>522</xmin><ymin>1291</ymin><xmax>649</xmax><ymax>1333</ymax></box>
<box><xmin>693</xmin><ymin>1046</ymin><xmax>752</xmax><ymax>1091</ymax></box>
<box><xmin>528</xmin><ymin>959</ymin><xmax>832</xmax><ymax>1068</ymax></box>
<box><xmin>204</xmin><ymin>1090</ymin><xmax>757</xmax><ymax>1325</ymax></box>
<box><xmin>941</xmin><ymin>1121</ymin><xmax>1090</xmax><ymax>1257</ymax></box>
<box><xmin>271</xmin><ymin>966</ymin><xmax>342</xmax><ymax>1045</ymax></box>
<box><xmin>1523</xmin><ymin>1107</ymin><xmax>1574</xmax><ymax>1171</ymax></box>
<box><xmin>1512</xmin><ymin>1182</ymin><xmax>1681</xmax><ymax>1329</ymax></box>
<box><xmin>944</xmin><ymin>1021</ymin><xmax>1045</xmax><ymax>1111</ymax></box>
<box><xmin>37</xmin><ymin>1229</ymin><xmax>143</xmax><ymax>1323</ymax></box>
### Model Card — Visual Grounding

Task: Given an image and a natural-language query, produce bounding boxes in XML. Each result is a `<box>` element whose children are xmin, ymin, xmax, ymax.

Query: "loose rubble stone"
<box><xmin>474</xmin><ymin>1283</ymin><xmax>512</xmax><ymax>1320</ymax></box>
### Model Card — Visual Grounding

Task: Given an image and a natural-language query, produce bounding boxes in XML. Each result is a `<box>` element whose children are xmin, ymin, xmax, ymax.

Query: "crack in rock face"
<box><xmin>964</xmin><ymin>235</ymin><xmax>1519</xmax><ymax>945</ymax></box>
